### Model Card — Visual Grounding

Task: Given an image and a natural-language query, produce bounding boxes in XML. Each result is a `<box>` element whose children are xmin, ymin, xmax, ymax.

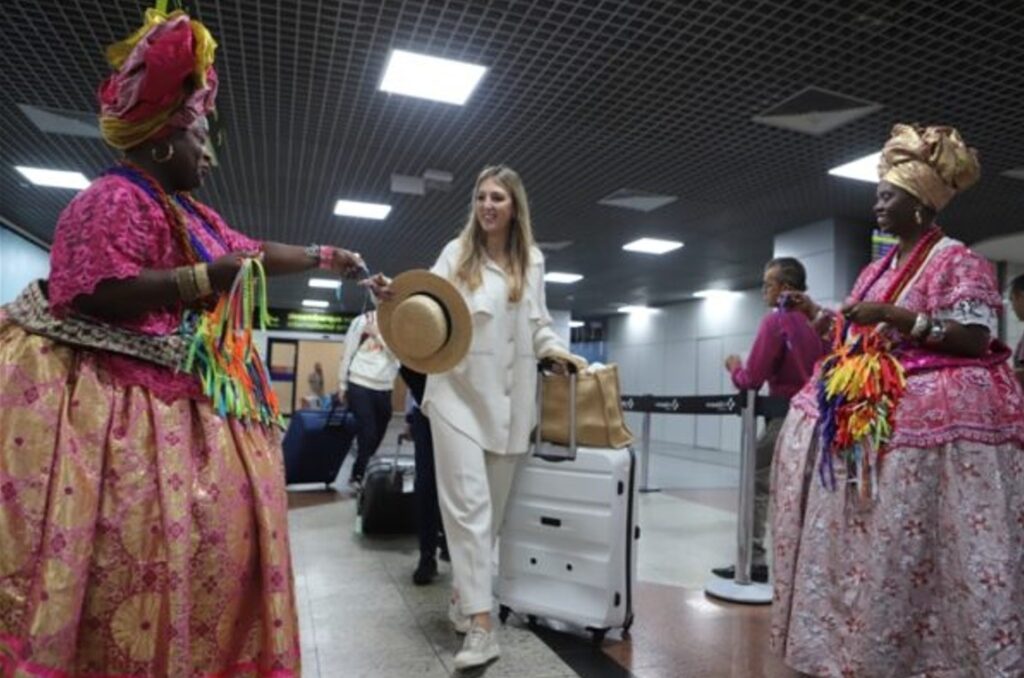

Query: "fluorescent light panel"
<box><xmin>380</xmin><ymin>49</ymin><xmax>486</xmax><ymax>105</ymax></box>
<box><xmin>694</xmin><ymin>289</ymin><xmax>742</xmax><ymax>300</ymax></box>
<box><xmin>622</xmin><ymin>238</ymin><xmax>683</xmax><ymax>255</ymax></box>
<box><xmin>308</xmin><ymin>278</ymin><xmax>342</xmax><ymax>289</ymax></box>
<box><xmin>333</xmin><ymin>199</ymin><xmax>392</xmax><ymax>220</ymax></box>
<box><xmin>827</xmin><ymin>151</ymin><xmax>881</xmax><ymax>183</ymax></box>
<box><xmin>569</xmin><ymin>320</ymin><xmax>585</xmax><ymax>328</ymax></box>
<box><xmin>15</xmin><ymin>166</ymin><xmax>89</xmax><ymax>189</ymax></box>
<box><xmin>618</xmin><ymin>305</ymin><xmax>658</xmax><ymax>314</ymax></box>
<box><xmin>544</xmin><ymin>271</ymin><xmax>583</xmax><ymax>284</ymax></box>
<box><xmin>302</xmin><ymin>299</ymin><xmax>330</xmax><ymax>308</ymax></box>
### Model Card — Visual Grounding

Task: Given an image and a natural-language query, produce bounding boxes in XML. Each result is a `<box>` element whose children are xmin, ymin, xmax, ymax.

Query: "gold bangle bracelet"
<box><xmin>193</xmin><ymin>263</ymin><xmax>213</xmax><ymax>297</ymax></box>
<box><xmin>175</xmin><ymin>266</ymin><xmax>199</xmax><ymax>302</ymax></box>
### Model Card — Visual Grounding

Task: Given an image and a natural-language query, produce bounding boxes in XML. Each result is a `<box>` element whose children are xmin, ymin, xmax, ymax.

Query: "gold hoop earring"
<box><xmin>151</xmin><ymin>143</ymin><xmax>174</xmax><ymax>164</ymax></box>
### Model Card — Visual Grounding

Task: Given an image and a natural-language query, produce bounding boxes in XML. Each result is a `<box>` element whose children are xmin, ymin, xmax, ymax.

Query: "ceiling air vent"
<box><xmin>598</xmin><ymin>188</ymin><xmax>677</xmax><ymax>213</ymax></box>
<box><xmin>752</xmin><ymin>86</ymin><xmax>882</xmax><ymax>136</ymax></box>
<box><xmin>391</xmin><ymin>168</ymin><xmax>454</xmax><ymax>195</ymax></box>
<box><xmin>18</xmin><ymin>104</ymin><xmax>102</xmax><ymax>139</ymax></box>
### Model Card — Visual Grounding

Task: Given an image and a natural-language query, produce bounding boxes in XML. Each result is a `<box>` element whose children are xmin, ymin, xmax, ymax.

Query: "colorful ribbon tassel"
<box><xmin>182</xmin><ymin>258</ymin><xmax>282</xmax><ymax>427</ymax></box>
<box><xmin>817</xmin><ymin>316</ymin><xmax>906</xmax><ymax>498</ymax></box>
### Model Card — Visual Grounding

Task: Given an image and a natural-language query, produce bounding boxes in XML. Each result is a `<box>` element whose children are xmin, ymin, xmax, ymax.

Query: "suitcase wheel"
<box><xmin>588</xmin><ymin>627</ymin><xmax>608</xmax><ymax>646</ymax></box>
<box><xmin>498</xmin><ymin>605</ymin><xmax>511</xmax><ymax>624</ymax></box>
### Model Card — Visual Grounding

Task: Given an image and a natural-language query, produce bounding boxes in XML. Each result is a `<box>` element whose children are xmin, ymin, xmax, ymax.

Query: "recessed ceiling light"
<box><xmin>622</xmin><ymin>238</ymin><xmax>683</xmax><ymax>255</ymax></box>
<box><xmin>827</xmin><ymin>152</ymin><xmax>881</xmax><ymax>183</ymax></box>
<box><xmin>379</xmin><ymin>49</ymin><xmax>486</xmax><ymax>105</ymax></box>
<box><xmin>15</xmin><ymin>166</ymin><xmax>90</xmax><ymax>189</ymax></box>
<box><xmin>302</xmin><ymin>299</ymin><xmax>330</xmax><ymax>309</ymax></box>
<box><xmin>618</xmin><ymin>305</ymin><xmax>658</xmax><ymax>314</ymax></box>
<box><xmin>333</xmin><ymin>199</ymin><xmax>392</xmax><ymax>220</ymax></box>
<box><xmin>544</xmin><ymin>272</ymin><xmax>583</xmax><ymax>284</ymax></box>
<box><xmin>308</xmin><ymin>278</ymin><xmax>342</xmax><ymax>289</ymax></box>
<box><xmin>569</xmin><ymin>320</ymin><xmax>585</xmax><ymax>328</ymax></box>
<box><xmin>694</xmin><ymin>289</ymin><xmax>742</xmax><ymax>300</ymax></box>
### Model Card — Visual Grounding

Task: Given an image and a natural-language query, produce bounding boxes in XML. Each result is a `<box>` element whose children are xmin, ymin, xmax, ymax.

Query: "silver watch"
<box><xmin>925</xmin><ymin>319</ymin><xmax>947</xmax><ymax>345</ymax></box>
<box><xmin>304</xmin><ymin>243</ymin><xmax>321</xmax><ymax>262</ymax></box>
<box><xmin>910</xmin><ymin>312</ymin><xmax>930</xmax><ymax>340</ymax></box>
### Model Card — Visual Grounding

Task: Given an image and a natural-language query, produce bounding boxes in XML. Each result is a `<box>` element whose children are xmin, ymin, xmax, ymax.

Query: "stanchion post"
<box><xmin>734</xmin><ymin>390</ymin><xmax>758</xmax><ymax>585</ymax></box>
<box><xmin>638</xmin><ymin>410</ymin><xmax>660</xmax><ymax>493</ymax></box>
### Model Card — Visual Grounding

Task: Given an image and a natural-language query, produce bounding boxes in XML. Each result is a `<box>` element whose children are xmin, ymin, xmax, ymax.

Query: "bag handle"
<box><xmin>535</xmin><ymin>358</ymin><xmax>577</xmax><ymax>458</ymax></box>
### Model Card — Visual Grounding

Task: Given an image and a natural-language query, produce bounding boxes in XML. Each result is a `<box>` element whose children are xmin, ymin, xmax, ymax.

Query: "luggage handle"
<box><xmin>390</xmin><ymin>431</ymin><xmax>410</xmax><ymax>486</ymax></box>
<box><xmin>325</xmin><ymin>396</ymin><xmax>350</xmax><ymax>429</ymax></box>
<box><xmin>534</xmin><ymin>358</ymin><xmax>577</xmax><ymax>461</ymax></box>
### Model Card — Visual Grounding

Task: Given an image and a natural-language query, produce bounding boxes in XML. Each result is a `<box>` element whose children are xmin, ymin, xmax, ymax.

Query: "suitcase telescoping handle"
<box><xmin>534</xmin><ymin>358</ymin><xmax>577</xmax><ymax>461</ymax></box>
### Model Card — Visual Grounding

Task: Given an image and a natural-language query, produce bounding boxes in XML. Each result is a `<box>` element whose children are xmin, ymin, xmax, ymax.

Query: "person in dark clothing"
<box><xmin>401</xmin><ymin>366</ymin><xmax>448</xmax><ymax>585</ymax></box>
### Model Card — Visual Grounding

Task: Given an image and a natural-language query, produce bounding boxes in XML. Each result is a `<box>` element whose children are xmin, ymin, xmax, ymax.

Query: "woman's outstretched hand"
<box><xmin>360</xmin><ymin>273</ymin><xmax>394</xmax><ymax>301</ymax></box>
<box><xmin>328</xmin><ymin>247</ymin><xmax>367</xmax><ymax>278</ymax></box>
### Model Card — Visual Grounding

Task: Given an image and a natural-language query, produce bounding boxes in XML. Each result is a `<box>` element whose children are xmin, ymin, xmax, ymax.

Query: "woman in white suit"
<box><xmin>376</xmin><ymin>165</ymin><xmax>577</xmax><ymax>669</ymax></box>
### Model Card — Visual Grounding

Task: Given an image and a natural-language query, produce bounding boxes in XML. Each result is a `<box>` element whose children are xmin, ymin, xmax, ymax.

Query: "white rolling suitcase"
<box><xmin>496</xmin><ymin>363</ymin><xmax>639</xmax><ymax>644</ymax></box>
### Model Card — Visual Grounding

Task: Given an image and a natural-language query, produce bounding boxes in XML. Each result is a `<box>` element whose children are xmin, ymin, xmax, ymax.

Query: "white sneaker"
<box><xmin>448</xmin><ymin>597</ymin><xmax>472</xmax><ymax>634</ymax></box>
<box><xmin>453</xmin><ymin>624</ymin><xmax>500</xmax><ymax>670</ymax></box>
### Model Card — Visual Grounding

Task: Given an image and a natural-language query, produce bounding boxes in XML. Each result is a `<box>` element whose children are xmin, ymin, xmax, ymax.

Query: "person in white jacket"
<box><xmin>337</xmin><ymin>310</ymin><xmax>400</xmax><ymax>489</ymax></box>
<box><xmin>371</xmin><ymin>165</ymin><xmax>580</xmax><ymax>670</ymax></box>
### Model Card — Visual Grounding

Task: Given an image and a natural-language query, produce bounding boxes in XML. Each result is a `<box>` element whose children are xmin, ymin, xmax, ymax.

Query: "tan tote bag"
<box><xmin>540</xmin><ymin>363</ymin><xmax>634</xmax><ymax>450</ymax></box>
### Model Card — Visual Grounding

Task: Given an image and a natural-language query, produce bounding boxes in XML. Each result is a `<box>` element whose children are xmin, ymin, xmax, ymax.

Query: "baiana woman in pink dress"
<box><xmin>0</xmin><ymin>8</ymin><xmax>378</xmax><ymax>676</ymax></box>
<box><xmin>772</xmin><ymin>124</ymin><xmax>1024</xmax><ymax>676</ymax></box>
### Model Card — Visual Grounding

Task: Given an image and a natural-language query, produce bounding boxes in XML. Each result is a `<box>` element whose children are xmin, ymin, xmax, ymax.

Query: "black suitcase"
<box><xmin>281</xmin><ymin>402</ymin><xmax>357</xmax><ymax>488</ymax></box>
<box><xmin>357</xmin><ymin>433</ymin><xmax>417</xmax><ymax>535</ymax></box>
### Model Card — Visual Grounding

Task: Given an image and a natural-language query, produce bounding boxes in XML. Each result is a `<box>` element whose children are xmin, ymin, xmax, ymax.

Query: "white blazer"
<box><xmin>422</xmin><ymin>239</ymin><xmax>566</xmax><ymax>454</ymax></box>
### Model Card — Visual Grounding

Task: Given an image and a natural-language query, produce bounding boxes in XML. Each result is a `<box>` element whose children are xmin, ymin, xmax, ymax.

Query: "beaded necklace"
<box><xmin>104</xmin><ymin>161</ymin><xmax>231</xmax><ymax>264</ymax></box>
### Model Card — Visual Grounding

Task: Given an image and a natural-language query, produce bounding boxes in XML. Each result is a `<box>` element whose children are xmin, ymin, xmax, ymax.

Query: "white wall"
<box><xmin>605</xmin><ymin>290</ymin><xmax>763</xmax><ymax>456</ymax></box>
<box><xmin>0</xmin><ymin>226</ymin><xmax>50</xmax><ymax>305</ymax></box>
<box><xmin>773</xmin><ymin>218</ymin><xmax>869</xmax><ymax>310</ymax></box>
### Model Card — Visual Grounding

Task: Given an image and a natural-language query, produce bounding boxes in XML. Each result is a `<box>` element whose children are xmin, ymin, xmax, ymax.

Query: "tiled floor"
<box><xmin>288</xmin><ymin>431</ymin><xmax>792</xmax><ymax>677</ymax></box>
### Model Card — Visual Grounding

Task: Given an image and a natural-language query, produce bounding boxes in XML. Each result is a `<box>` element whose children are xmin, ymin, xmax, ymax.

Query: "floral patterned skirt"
<box><xmin>0</xmin><ymin>318</ymin><xmax>299</xmax><ymax>677</ymax></box>
<box><xmin>771</xmin><ymin>408</ymin><xmax>1024</xmax><ymax>677</ymax></box>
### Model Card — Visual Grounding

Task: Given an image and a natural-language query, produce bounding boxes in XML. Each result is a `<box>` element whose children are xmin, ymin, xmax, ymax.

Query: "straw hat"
<box><xmin>378</xmin><ymin>270</ymin><xmax>472</xmax><ymax>374</ymax></box>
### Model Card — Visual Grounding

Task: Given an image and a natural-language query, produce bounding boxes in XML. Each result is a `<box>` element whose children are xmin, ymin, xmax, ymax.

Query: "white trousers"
<box><xmin>430</xmin><ymin>413</ymin><xmax>523</xmax><ymax>615</ymax></box>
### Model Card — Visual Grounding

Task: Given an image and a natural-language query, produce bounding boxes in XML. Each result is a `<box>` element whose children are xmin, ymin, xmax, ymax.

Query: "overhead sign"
<box><xmin>266</xmin><ymin>308</ymin><xmax>355</xmax><ymax>334</ymax></box>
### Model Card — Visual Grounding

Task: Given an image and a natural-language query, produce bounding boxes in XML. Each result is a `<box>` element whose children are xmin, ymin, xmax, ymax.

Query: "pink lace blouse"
<box><xmin>48</xmin><ymin>174</ymin><xmax>260</xmax><ymax>403</ymax></box>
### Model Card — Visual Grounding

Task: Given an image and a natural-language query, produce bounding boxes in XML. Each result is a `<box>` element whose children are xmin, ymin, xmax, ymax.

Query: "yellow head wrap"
<box><xmin>877</xmin><ymin>124</ymin><xmax>980</xmax><ymax>211</ymax></box>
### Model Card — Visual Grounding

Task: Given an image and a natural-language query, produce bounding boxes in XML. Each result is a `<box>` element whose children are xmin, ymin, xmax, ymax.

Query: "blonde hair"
<box><xmin>454</xmin><ymin>165</ymin><xmax>536</xmax><ymax>303</ymax></box>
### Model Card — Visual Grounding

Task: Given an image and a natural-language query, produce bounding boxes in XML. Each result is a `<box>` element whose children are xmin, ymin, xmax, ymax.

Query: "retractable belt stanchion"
<box><xmin>704</xmin><ymin>390</ymin><xmax>773</xmax><ymax>604</ymax></box>
<box><xmin>620</xmin><ymin>391</ymin><xmax>780</xmax><ymax>604</ymax></box>
<box><xmin>638</xmin><ymin>410</ymin><xmax>659</xmax><ymax>493</ymax></box>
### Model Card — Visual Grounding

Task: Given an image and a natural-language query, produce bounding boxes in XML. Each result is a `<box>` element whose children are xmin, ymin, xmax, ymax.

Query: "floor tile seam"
<box><xmin>383</xmin><ymin>551</ymin><xmax>454</xmax><ymax>668</ymax></box>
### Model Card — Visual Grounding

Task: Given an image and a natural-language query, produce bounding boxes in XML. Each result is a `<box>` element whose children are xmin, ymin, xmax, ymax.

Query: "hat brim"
<box><xmin>378</xmin><ymin>270</ymin><xmax>472</xmax><ymax>375</ymax></box>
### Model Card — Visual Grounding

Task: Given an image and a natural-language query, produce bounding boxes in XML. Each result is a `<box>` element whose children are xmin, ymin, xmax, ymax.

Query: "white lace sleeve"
<box><xmin>932</xmin><ymin>298</ymin><xmax>997</xmax><ymax>333</ymax></box>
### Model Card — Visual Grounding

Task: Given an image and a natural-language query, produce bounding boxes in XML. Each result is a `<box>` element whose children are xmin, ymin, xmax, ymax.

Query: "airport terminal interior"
<box><xmin>2</xmin><ymin>1</ymin><xmax>1024</xmax><ymax>677</ymax></box>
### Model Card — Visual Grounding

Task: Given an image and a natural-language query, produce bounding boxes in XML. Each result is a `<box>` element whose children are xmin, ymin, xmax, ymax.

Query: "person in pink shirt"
<box><xmin>713</xmin><ymin>257</ymin><xmax>826</xmax><ymax>583</ymax></box>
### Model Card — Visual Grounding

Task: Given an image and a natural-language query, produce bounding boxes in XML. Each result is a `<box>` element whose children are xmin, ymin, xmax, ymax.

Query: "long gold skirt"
<box><xmin>0</xmin><ymin>318</ymin><xmax>299</xmax><ymax>677</ymax></box>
